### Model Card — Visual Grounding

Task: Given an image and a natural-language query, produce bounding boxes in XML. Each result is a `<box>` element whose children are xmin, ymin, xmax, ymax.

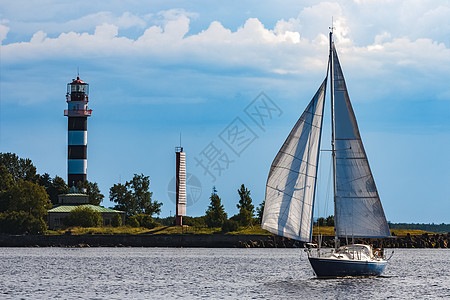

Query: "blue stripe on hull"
<box><xmin>308</xmin><ymin>257</ymin><xmax>386</xmax><ymax>278</ymax></box>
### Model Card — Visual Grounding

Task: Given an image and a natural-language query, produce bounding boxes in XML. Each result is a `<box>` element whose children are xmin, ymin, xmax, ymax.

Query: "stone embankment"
<box><xmin>0</xmin><ymin>232</ymin><xmax>448</xmax><ymax>248</ymax></box>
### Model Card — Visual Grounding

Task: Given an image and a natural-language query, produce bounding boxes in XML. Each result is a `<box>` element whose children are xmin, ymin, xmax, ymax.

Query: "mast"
<box><xmin>329</xmin><ymin>28</ymin><xmax>338</xmax><ymax>249</ymax></box>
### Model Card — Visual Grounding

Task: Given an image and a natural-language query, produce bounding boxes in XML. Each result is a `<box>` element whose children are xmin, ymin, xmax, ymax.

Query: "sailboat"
<box><xmin>261</xmin><ymin>29</ymin><xmax>392</xmax><ymax>278</ymax></box>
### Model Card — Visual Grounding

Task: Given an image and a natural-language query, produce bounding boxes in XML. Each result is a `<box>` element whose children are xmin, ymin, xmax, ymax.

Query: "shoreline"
<box><xmin>0</xmin><ymin>233</ymin><xmax>448</xmax><ymax>248</ymax></box>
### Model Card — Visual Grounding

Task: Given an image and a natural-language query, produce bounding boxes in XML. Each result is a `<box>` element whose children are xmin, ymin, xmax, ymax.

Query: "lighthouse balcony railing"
<box><xmin>66</xmin><ymin>94</ymin><xmax>89</xmax><ymax>102</ymax></box>
<box><xmin>64</xmin><ymin>109</ymin><xmax>92</xmax><ymax>117</ymax></box>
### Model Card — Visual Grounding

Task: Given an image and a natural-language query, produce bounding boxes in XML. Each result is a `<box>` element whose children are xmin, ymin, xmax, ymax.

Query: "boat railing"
<box><xmin>305</xmin><ymin>247</ymin><xmax>336</xmax><ymax>258</ymax></box>
<box><xmin>305</xmin><ymin>244</ymin><xmax>389</xmax><ymax>261</ymax></box>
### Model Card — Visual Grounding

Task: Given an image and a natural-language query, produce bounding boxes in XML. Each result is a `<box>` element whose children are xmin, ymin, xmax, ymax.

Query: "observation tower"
<box><xmin>64</xmin><ymin>76</ymin><xmax>92</xmax><ymax>187</ymax></box>
<box><xmin>175</xmin><ymin>146</ymin><xmax>186</xmax><ymax>225</ymax></box>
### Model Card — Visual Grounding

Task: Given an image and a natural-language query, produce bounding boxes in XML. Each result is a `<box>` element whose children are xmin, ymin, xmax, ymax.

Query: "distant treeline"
<box><xmin>388</xmin><ymin>223</ymin><xmax>450</xmax><ymax>234</ymax></box>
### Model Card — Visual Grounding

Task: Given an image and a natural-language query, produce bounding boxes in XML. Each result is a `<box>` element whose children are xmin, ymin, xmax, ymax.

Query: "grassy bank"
<box><xmin>46</xmin><ymin>226</ymin><xmax>436</xmax><ymax>236</ymax></box>
<box><xmin>47</xmin><ymin>226</ymin><xmax>264</xmax><ymax>235</ymax></box>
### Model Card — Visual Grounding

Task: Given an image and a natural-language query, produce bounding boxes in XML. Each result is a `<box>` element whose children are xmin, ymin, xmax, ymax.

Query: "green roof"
<box><xmin>48</xmin><ymin>204</ymin><xmax>124</xmax><ymax>214</ymax></box>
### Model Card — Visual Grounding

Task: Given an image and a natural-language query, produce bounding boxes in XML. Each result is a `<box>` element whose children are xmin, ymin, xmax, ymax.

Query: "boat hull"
<box><xmin>308</xmin><ymin>257</ymin><xmax>387</xmax><ymax>278</ymax></box>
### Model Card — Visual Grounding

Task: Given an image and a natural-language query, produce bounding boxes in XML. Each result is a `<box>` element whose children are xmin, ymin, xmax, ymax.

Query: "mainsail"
<box><xmin>262</xmin><ymin>78</ymin><xmax>327</xmax><ymax>242</ymax></box>
<box><xmin>331</xmin><ymin>44</ymin><xmax>391</xmax><ymax>238</ymax></box>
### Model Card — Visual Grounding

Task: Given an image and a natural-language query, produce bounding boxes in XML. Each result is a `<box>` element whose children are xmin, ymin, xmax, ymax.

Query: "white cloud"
<box><xmin>162</xmin><ymin>14</ymin><xmax>190</xmax><ymax>40</ymax></box>
<box><xmin>94</xmin><ymin>23</ymin><xmax>119</xmax><ymax>39</ymax></box>
<box><xmin>1</xmin><ymin>13</ymin><xmax>310</xmax><ymax>73</ymax></box>
<box><xmin>274</xmin><ymin>17</ymin><xmax>301</xmax><ymax>36</ymax></box>
<box><xmin>0</xmin><ymin>21</ymin><xmax>9</xmax><ymax>43</ymax></box>
<box><xmin>195</xmin><ymin>21</ymin><xmax>232</xmax><ymax>43</ymax></box>
<box><xmin>30</xmin><ymin>30</ymin><xmax>47</xmax><ymax>43</ymax></box>
<box><xmin>13</xmin><ymin>11</ymin><xmax>148</xmax><ymax>37</ymax></box>
<box><xmin>1</xmin><ymin>3</ymin><xmax>449</xmax><ymax>101</ymax></box>
<box><xmin>374</xmin><ymin>32</ymin><xmax>391</xmax><ymax>44</ymax></box>
<box><xmin>156</xmin><ymin>8</ymin><xmax>199</xmax><ymax>23</ymax></box>
<box><xmin>64</xmin><ymin>11</ymin><xmax>146</xmax><ymax>31</ymax></box>
<box><xmin>297</xmin><ymin>2</ymin><xmax>345</xmax><ymax>39</ymax></box>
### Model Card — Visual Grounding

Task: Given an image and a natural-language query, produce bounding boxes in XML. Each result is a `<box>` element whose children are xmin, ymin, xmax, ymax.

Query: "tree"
<box><xmin>7</xmin><ymin>180</ymin><xmax>51</xmax><ymax>218</ymax></box>
<box><xmin>204</xmin><ymin>187</ymin><xmax>227</xmax><ymax>228</ymax></box>
<box><xmin>155</xmin><ymin>216</ymin><xmax>175</xmax><ymax>226</ymax></box>
<box><xmin>111</xmin><ymin>213</ymin><xmax>122</xmax><ymax>227</ymax></box>
<box><xmin>76</xmin><ymin>180</ymin><xmax>104</xmax><ymax>205</ymax></box>
<box><xmin>182</xmin><ymin>216</ymin><xmax>206</xmax><ymax>227</ymax></box>
<box><xmin>325</xmin><ymin>215</ymin><xmax>334</xmax><ymax>227</ymax></box>
<box><xmin>135</xmin><ymin>214</ymin><xmax>157</xmax><ymax>229</ymax></box>
<box><xmin>222</xmin><ymin>219</ymin><xmax>239</xmax><ymax>233</ymax></box>
<box><xmin>110</xmin><ymin>174</ymin><xmax>162</xmax><ymax>217</ymax></box>
<box><xmin>39</xmin><ymin>173</ymin><xmax>69</xmax><ymax>204</ymax></box>
<box><xmin>38</xmin><ymin>173</ymin><xmax>52</xmax><ymax>190</ymax></box>
<box><xmin>126</xmin><ymin>215</ymin><xmax>140</xmax><ymax>227</ymax></box>
<box><xmin>0</xmin><ymin>211</ymin><xmax>47</xmax><ymax>234</ymax></box>
<box><xmin>315</xmin><ymin>216</ymin><xmax>334</xmax><ymax>227</ymax></box>
<box><xmin>0</xmin><ymin>152</ymin><xmax>38</xmax><ymax>183</ymax></box>
<box><xmin>0</xmin><ymin>154</ymin><xmax>52</xmax><ymax>234</ymax></box>
<box><xmin>127</xmin><ymin>174</ymin><xmax>161</xmax><ymax>216</ymax></box>
<box><xmin>256</xmin><ymin>200</ymin><xmax>265</xmax><ymax>223</ymax></box>
<box><xmin>0</xmin><ymin>179</ymin><xmax>51</xmax><ymax>234</ymax></box>
<box><xmin>64</xmin><ymin>206</ymin><xmax>103</xmax><ymax>227</ymax></box>
<box><xmin>0</xmin><ymin>166</ymin><xmax>14</xmax><ymax>212</ymax></box>
<box><xmin>234</xmin><ymin>184</ymin><xmax>254</xmax><ymax>226</ymax></box>
<box><xmin>110</xmin><ymin>183</ymin><xmax>134</xmax><ymax>215</ymax></box>
<box><xmin>316</xmin><ymin>217</ymin><xmax>326</xmax><ymax>226</ymax></box>
<box><xmin>51</xmin><ymin>176</ymin><xmax>70</xmax><ymax>201</ymax></box>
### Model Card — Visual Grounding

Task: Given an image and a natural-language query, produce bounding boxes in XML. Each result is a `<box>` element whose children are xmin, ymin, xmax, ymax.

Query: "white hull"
<box><xmin>306</xmin><ymin>244</ymin><xmax>387</xmax><ymax>278</ymax></box>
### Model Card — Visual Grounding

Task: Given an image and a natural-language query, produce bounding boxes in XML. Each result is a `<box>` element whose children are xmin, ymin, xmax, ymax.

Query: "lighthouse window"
<box><xmin>71</xmin><ymin>85</ymin><xmax>86</xmax><ymax>93</ymax></box>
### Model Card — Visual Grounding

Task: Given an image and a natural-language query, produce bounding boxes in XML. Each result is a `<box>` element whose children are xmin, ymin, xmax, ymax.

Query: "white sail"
<box><xmin>331</xmin><ymin>44</ymin><xmax>391</xmax><ymax>238</ymax></box>
<box><xmin>262</xmin><ymin>79</ymin><xmax>327</xmax><ymax>242</ymax></box>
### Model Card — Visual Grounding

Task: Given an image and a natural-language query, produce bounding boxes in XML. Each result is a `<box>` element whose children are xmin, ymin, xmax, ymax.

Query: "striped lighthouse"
<box><xmin>175</xmin><ymin>146</ymin><xmax>186</xmax><ymax>226</ymax></box>
<box><xmin>64</xmin><ymin>76</ymin><xmax>92</xmax><ymax>187</ymax></box>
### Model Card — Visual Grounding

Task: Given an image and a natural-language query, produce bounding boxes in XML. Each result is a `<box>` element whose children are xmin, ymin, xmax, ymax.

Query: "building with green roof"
<box><xmin>47</xmin><ymin>187</ymin><xmax>125</xmax><ymax>229</ymax></box>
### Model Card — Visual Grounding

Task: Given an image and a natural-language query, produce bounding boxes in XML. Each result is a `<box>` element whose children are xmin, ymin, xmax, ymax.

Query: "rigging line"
<box><xmin>298</xmin><ymin>108</ymin><xmax>325</xmax><ymax>120</ymax></box>
<box><xmin>276</xmin><ymin>151</ymin><xmax>318</xmax><ymax>166</ymax></box>
<box><xmin>321</xmin><ymin>147</ymin><xmax>351</xmax><ymax>152</ymax></box>
<box><xmin>302</xmin><ymin>111</ymin><xmax>324</xmax><ymax>117</ymax></box>
<box><xmin>337</xmin><ymin>173</ymin><xmax>371</xmax><ymax>184</ymax></box>
<box><xmin>325</xmin><ymin>153</ymin><xmax>332</xmax><ymax>217</ymax></box>
<box><xmin>294</xmin><ymin>119</ymin><xmax>323</xmax><ymax>129</ymax></box>
<box><xmin>266</xmin><ymin>186</ymin><xmax>313</xmax><ymax>203</ymax></box>
<box><xmin>335</xmin><ymin>138</ymin><xmax>359</xmax><ymax>140</ymax></box>
<box><xmin>271</xmin><ymin>166</ymin><xmax>318</xmax><ymax>178</ymax></box>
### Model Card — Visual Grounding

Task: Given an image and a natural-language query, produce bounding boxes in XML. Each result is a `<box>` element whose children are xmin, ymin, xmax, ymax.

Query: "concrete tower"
<box><xmin>64</xmin><ymin>76</ymin><xmax>92</xmax><ymax>187</ymax></box>
<box><xmin>175</xmin><ymin>146</ymin><xmax>186</xmax><ymax>226</ymax></box>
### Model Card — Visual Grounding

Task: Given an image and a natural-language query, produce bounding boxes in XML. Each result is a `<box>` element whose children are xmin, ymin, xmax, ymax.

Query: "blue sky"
<box><xmin>1</xmin><ymin>0</ymin><xmax>449</xmax><ymax>223</ymax></box>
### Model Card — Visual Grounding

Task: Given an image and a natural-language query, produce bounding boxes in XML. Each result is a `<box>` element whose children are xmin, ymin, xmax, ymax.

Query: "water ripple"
<box><xmin>0</xmin><ymin>248</ymin><xmax>448</xmax><ymax>299</ymax></box>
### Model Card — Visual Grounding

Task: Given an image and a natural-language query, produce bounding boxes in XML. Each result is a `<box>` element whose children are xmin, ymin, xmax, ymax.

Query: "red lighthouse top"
<box><xmin>67</xmin><ymin>76</ymin><xmax>89</xmax><ymax>97</ymax></box>
<box><xmin>70</xmin><ymin>76</ymin><xmax>87</xmax><ymax>85</ymax></box>
<box><xmin>65</xmin><ymin>75</ymin><xmax>92</xmax><ymax>117</ymax></box>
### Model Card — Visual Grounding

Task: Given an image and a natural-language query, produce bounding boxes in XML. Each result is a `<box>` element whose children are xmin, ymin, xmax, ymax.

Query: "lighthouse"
<box><xmin>64</xmin><ymin>76</ymin><xmax>92</xmax><ymax>187</ymax></box>
<box><xmin>175</xmin><ymin>146</ymin><xmax>187</xmax><ymax>225</ymax></box>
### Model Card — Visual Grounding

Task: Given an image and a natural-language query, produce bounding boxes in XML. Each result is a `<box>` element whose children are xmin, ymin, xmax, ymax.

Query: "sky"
<box><xmin>1</xmin><ymin>0</ymin><xmax>449</xmax><ymax>223</ymax></box>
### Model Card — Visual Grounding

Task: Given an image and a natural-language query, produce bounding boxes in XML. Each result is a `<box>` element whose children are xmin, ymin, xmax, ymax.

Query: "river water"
<box><xmin>0</xmin><ymin>248</ymin><xmax>449</xmax><ymax>299</ymax></box>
